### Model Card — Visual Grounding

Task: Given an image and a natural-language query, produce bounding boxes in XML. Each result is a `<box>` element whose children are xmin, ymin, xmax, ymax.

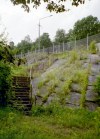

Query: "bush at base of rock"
<box><xmin>89</xmin><ymin>41</ymin><xmax>98</xmax><ymax>54</ymax></box>
<box><xmin>0</xmin><ymin>61</ymin><xmax>12</xmax><ymax>107</ymax></box>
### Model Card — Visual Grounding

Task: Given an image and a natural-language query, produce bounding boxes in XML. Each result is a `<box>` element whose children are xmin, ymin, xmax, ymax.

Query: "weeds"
<box><xmin>0</xmin><ymin>103</ymin><xmax>100</xmax><ymax>139</ymax></box>
<box><xmin>89</xmin><ymin>41</ymin><xmax>97</xmax><ymax>54</ymax></box>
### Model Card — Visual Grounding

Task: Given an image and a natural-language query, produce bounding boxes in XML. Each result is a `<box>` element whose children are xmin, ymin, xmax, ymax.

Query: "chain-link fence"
<box><xmin>16</xmin><ymin>33</ymin><xmax>100</xmax><ymax>59</ymax></box>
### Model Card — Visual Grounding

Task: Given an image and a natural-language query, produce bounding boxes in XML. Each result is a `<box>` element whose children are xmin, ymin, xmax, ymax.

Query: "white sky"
<box><xmin>0</xmin><ymin>0</ymin><xmax>100</xmax><ymax>44</ymax></box>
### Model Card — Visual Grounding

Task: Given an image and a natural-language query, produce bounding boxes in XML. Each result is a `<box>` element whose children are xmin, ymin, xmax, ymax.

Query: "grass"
<box><xmin>0</xmin><ymin>106</ymin><xmax>100</xmax><ymax>139</ymax></box>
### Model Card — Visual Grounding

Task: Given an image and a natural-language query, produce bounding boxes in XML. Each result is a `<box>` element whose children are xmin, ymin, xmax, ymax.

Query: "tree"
<box><xmin>54</xmin><ymin>29</ymin><xmax>67</xmax><ymax>44</ymax></box>
<box><xmin>0</xmin><ymin>23</ymin><xmax>14</xmax><ymax>107</ymax></box>
<box><xmin>67</xmin><ymin>15</ymin><xmax>100</xmax><ymax>41</ymax></box>
<box><xmin>16</xmin><ymin>35</ymin><xmax>33</xmax><ymax>54</ymax></box>
<box><xmin>34</xmin><ymin>33</ymin><xmax>52</xmax><ymax>49</ymax></box>
<box><xmin>9</xmin><ymin>41</ymin><xmax>14</xmax><ymax>48</ymax></box>
<box><xmin>67</xmin><ymin>29</ymin><xmax>75</xmax><ymax>41</ymax></box>
<box><xmin>24</xmin><ymin>35</ymin><xmax>32</xmax><ymax>43</ymax></box>
<box><xmin>0</xmin><ymin>42</ymin><xmax>15</xmax><ymax>64</ymax></box>
<box><xmin>40</xmin><ymin>33</ymin><xmax>52</xmax><ymax>48</ymax></box>
<box><xmin>10</xmin><ymin>0</ymin><xmax>86</xmax><ymax>13</ymax></box>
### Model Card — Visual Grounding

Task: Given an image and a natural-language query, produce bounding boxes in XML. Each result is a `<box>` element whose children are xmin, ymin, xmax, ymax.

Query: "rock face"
<box><xmin>31</xmin><ymin>54</ymin><xmax>100</xmax><ymax>111</ymax></box>
<box><xmin>66</xmin><ymin>54</ymin><xmax>100</xmax><ymax>110</ymax></box>
<box><xmin>66</xmin><ymin>92</ymin><xmax>81</xmax><ymax>107</ymax></box>
<box><xmin>85</xmin><ymin>102</ymin><xmax>99</xmax><ymax>111</ymax></box>
<box><xmin>85</xmin><ymin>90</ymin><xmax>98</xmax><ymax>102</ymax></box>
<box><xmin>71</xmin><ymin>83</ymin><xmax>81</xmax><ymax>93</ymax></box>
<box><xmin>85</xmin><ymin>54</ymin><xmax>100</xmax><ymax>110</ymax></box>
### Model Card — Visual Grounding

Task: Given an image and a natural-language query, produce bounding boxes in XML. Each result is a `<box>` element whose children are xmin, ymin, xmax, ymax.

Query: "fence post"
<box><xmin>56</xmin><ymin>46</ymin><xmax>57</xmax><ymax>53</ymax></box>
<box><xmin>35</xmin><ymin>48</ymin><xmax>36</xmax><ymax>53</ymax></box>
<box><xmin>28</xmin><ymin>50</ymin><xmax>29</xmax><ymax>57</ymax></box>
<box><xmin>21</xmin><ymin>52</ymin><xmax>22</xmax><ymax>59</ymax></box>
<box><xmin>30</xmin><ymin>68</ymin><xmax>32</xmax><ymax>81</ymax></box>
<box><xmin>68</xmin><ymin>42</ymin><xmax>71</xmax><ymax>50</ymax></box>
<box><xmin>75</xmin><ymin>37</ymin><xmax>76</xmax><ymax>50</ymax></box>
<box><xmin>87</xmin><ymin>34</ymin><xmax>89</xmax><ymax>50</ymax></box>
<box><xmin>43</xmin><ymin>46</ymin><xmax>44</xmax><ymax>53</ymax></box>
<box><xmin>53</xmin><ymin>43</ymin><xmax>54</xmax><ymax>53</ymax></box>
<box><xmin>63</xmin><ymin>42</ymin><xmax>64</xmax><ymax>52</ymax></box>
<box><xmin>59</xmin><ymin>44</ymin><xmax>60</xmax><ymax>53</ymax></box>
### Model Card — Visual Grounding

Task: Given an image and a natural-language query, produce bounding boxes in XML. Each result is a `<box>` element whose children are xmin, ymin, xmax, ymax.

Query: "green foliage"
<box><xmin>16</xmin><ymin>35</ymin><xmax>33</xmax><ymax>54</ymax></box>
<box><xmin>37</xmin><ymin>81</ymin><xmax>44</xmax><ymax>89</ymax></box>
<box><xmin>47</xmin><ymin>79</ymin><xmax>58</xmax><ymax>94</ymax></box>
<box><xmin>62</xmin><ymin>78</ymin><xmax>72</xmax><ymax>95</ymax></box>
<box><xmin>34</xmin><ymin>33</ymin><xmax>52</xmax><ymax>49</ymax></box>
<box><xmin>69</xmin><ymin>51</ymin><xmax>79</xmax><ymax>63</ymax></box>
<box><xmin>0</xmin><ymin>42</ymin><xmax>15</xmax><ymax>63</ymax></box>
<box><xmin>0</xmin><ymin>62</ymin><xmax>12</xmax><ymax>107</ymax></box>
<box><xmin>40</xmin><ymin>33</ymin><xmax>52</xmax><ymax>48</ymax></box>
<box><xmin>10</xmin><ymin>0</ymin><xmax>86</xmax><ymax>13</ymax></box>
<box><xmin>11</xmin><ymin>65</ymin><xmax>28</xmax><ymax>76</ymax></box>
<box><xmin>94</xmin><ymin>76</ymin><xmax>100</xmax><ymax>95</ymax></box>
<box><xmin>67</xmin><ymin>15</ymin><xmax>100</xmax><ymax>41</ymax></box>
<box><xmin>54</xmin><ymin>29</ymin><xmax>67</xmax><ymax>44</ymax></box>
<box><xmin>89</xmin><ymin>41</ymin><xmax>97</xmax><ymax>54</ymax></box>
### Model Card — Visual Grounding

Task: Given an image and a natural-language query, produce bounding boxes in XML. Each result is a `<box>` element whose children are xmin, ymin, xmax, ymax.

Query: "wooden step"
<box><xmin>12</xmin><ymin>76</ymin><xmax>32</xmax><ymax>115</ymax></box>
<box><xmin>13</xmin><ymin>88</ymin><xmax>30</xmax><ymax>92</ymax></box>
<box><xmin>13</xmin><ymin>76</ymin><xmax>30</xmax><ymax>82</ymax></box>
<box><xmin>14</xmin><ymin>91</ymin><xmax>29</xmax><ymax>95</ymax></box>
<box><xmin>12</xmin><ymin>83</ymin><xmax>30</xmax><ymax>87</ymax></box>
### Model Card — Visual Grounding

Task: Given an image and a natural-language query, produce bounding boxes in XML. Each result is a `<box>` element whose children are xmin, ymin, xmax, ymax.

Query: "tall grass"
<box><xmin>0</xmin><ymin>106</ymin><xmax>100</xmax><ymax>139</ymax></box>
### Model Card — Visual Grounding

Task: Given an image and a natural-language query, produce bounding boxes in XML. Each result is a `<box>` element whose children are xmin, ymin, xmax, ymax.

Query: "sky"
<box><xmin>0</xmin><ymin>0</ymin><xmax>100</xmax><ymax>45</ymax></box>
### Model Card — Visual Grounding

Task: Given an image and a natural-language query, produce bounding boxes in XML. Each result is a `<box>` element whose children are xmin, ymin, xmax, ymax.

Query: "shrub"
<box><xmin>69</xmin><ymin>51</ymin><xmax>79</xmax><ymax>63</ymax></box>
<box><xmin>94</xmin><ymin>76</ymin><xmax>100</xmax><ymax>95</ymax></box>
<box><xmin>89</xmin><ymin>41</ymin><xmax>97</xmax><ymax>54</ymax></box>
<box><xmin>0</xmin><ymin>61</ymin><xmax>12</xmax><ymax>107</ymax></box>
<box><xmin>37</xmin><ymin>81</ymin><xmax>44</xmax><ymax>89</ymax></box>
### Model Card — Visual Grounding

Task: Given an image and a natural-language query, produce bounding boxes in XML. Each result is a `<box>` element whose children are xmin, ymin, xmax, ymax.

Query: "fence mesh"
<box><xmin>16</xmin><ymin>33</ymin><xmax>100</xmax><ymax>59</ymax></box>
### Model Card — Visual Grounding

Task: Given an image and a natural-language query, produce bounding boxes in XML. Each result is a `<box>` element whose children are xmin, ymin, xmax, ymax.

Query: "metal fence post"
<box><xmin>21</xmin><ymin>52</ymin><xmax>22</xmax><ymax>59</ymax></box>
<box><xmin>75</xmin><ymin>37</ymin><xmax>76</xmax><ymax>50</ymax></box>
<box><xmin>35</xmin><ymin>48</ymin><xmax>36</xmax><ymax>53</ymax></box>
<box><xmin>87</xmin><ymin>34</ymin><xmax>89</xmax><ymax>50</ymax></box>
<box><xmin>56</xmin><ymin>46</ymin><xmax>57</xmax><ymax>53</ymax></box>
<box><xmin>43</xmin><ymin>46</ymin><xmax>44</xmax><ymax>53</ymax></box>
<box><xmin>63</xmin><ymin>42</ymin><xmax>64</xmax><ymax>52</ymax></box>
<box><xmin>52</xmin><ymin>43</ymin><xmax>54</xmax><ymax>53</ymax></box>
<box><xmin>30</xmin><ymin>68</ymin><xmax>32</xmax><ymax>80</ymax></box>
<box><xmin>59</xmin><ymin>44</ymin><xmax>60</xmax><ymax>53</ymax></box>
<box><xmin>69</xmin><ymin>42</ymin><xmax>71</xmax><ymax>50</ymax></box>
<box><xmin>28</xmin><ymin>50</ymin><xmax>29</xmax><ymax>57</ymax></box>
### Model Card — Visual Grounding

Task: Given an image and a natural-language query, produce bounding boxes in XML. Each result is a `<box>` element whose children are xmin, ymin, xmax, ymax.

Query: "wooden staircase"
<box><xmin>12</xmin><ymin>76</ymin><xmax>32</xmax><ymax>115</ymax></box>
